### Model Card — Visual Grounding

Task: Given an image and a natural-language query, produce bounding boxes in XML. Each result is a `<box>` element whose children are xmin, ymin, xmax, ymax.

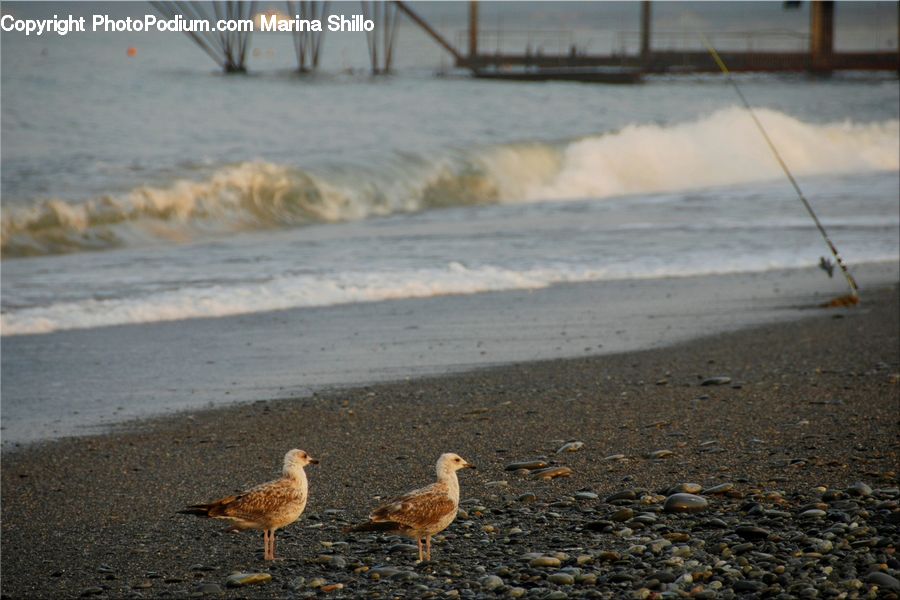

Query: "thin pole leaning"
<box><xmin>701</xmin><ymin>35</ymin><xmax>859</xmax><ymax>300</ymax></box>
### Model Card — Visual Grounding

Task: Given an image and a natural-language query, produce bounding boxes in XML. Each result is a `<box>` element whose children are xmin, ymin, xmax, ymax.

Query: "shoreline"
<box><xmin>3</xmin><ymin>260</ymin><xmax>897</xmax><ymax>448</ymax></box>
<box><xmin>1</xmin><ymin>283</ymin><xmax>897</xmax><ymax>599</ymax></box>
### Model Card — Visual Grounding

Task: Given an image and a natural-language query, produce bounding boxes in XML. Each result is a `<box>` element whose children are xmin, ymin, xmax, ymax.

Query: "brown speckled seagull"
<box><xmin>179</xmin><ymin>449</ymin><xmax>318</xmax><ymax>560</ymax></box>
<box><xmin>346</xmin><ymin>453</ymin><xmax>475</xmax><ymax>561</ymax></box>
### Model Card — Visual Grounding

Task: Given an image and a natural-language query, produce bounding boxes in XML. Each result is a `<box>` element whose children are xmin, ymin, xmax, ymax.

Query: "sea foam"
<box><xmin>2</xmin><ymin>108</ymin><xmax>897</xmax><ymax>258</ymax></box>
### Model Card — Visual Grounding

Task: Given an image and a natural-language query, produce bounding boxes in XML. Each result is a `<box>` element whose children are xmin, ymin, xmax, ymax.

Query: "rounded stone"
<box><xmin>529</xmin><ymin>556</ymin><xmax>561</xmax><ymax>568</ymax></box>
<box><xmin>605</xmin><ymin>490</ymin><xmax>637</xmax><ymax>502</ymax></box>
<box><xmin>611</xmin><ymin>508</ymin><xmax>634</xmax><ymax>522</ymax></box>
<box><xmin>479</xmin><ymin>575</ymin><xmax>504</xmax><ymax>591</ymax></box>
<box><xmin>225</xmin><ymin>573</ymin><xmax>271</xmax><ymax>588</ymax></box>
<box><xmin>531</xmin><ymin>466</ymin><xmax>573</xmax><ymax>480</ymax></box>
<box><xmin>798</xmin><ymin>509</ymin><xmax>827</xmax><ymax>519</ymax></box>
<box><xmin>556</xmin><ymin>441</ymin><xmax>584</xmax><ymax>453</ymax></box>
<box><xmin>504</xmin><ymin>461</ymin><xmax>548</xmax><ymax>472</ymax></box>
<box><xmin>669</xmin><ymin>483</ymin><xmax>702</xmax><ymax>494</ymax></box>
<box><xmin>736</xmin><ymin>525</ymin><xmax>770</xmax><ymax>541</ymax></box>
<box><xmin>663</xmin><ymin>493</ymin><xmax>708</xmax><ymax>513</ymax></box>
<box><xmin>193</xmin><ymin>583</ymin><xmax>223</xmax><ymax>595</ymax></box>
<box><xmin>647</xmin><ymin>449</ymin><xmax>673</xmax><ymax>459</ymax></box>
<box><xmin>866</xmin><ymin>572</ymin><xmax>900</xmax><ymax>592</ymax></box>
<box><xmin>547</xmin><ymin>572</ymin><xmax>575</xmax><ymax>585</ymax></box>
<box><xmin>848</xmin><ymin>481</ymin><xmax>873</xmax><ymax>497</ymax></box>
<box><xmin>702</xmin><ymin>483</ymin><xmax>734</xmax><ymax>495</ymax></box>
<box><xmin>733</xmin><ymin>580</ymin><xmax>764</xmax><ymax>593</ymax></box>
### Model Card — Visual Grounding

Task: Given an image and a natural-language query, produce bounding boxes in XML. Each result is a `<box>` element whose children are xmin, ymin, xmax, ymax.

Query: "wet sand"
<box><xmin>1</xmin><ymin>284</ymin><xmax>898</xmax><ymax>599</ymax></box>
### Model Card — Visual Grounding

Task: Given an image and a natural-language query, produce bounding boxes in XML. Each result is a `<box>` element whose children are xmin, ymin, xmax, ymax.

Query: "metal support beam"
<box><xmin>469</xmin><ymin>0</ymin><xmax>479</xmax><ymax>58</ymax></box>
<box><xmin>640</xmin><ymin>1</ymin><xmax>651</xmax><ymax>62</ymax></box>
<box><xmin>810</xmin><ymin>0</ymin><xmax>835</xmax><ymax>71</ymax></box>
<box><xmin>394</xmin><ymin>1</ymin><xmax>464</xmax><ymax>63</ymax></box>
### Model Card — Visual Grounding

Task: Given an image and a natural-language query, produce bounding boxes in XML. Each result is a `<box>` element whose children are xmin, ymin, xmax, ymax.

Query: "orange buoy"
<box><xmin>127</xmin><ymin>47</ymin><xmax>137</xmax><ymax>57</ymax></box>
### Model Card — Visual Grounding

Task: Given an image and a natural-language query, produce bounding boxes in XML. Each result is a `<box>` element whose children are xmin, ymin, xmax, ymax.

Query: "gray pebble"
<box><xmin>663</xmin><ymin>493</ymin><xmax>708</xmax><ymax>513</ymax></box>
<box><xmin>547</xmin><ymin>572</ymin><xmax>575</xmax><ymax>585</ymax></box>
<box><xmin>866</xmin><ymin>572</ymin><xmax>900</xmax><ymax>592</ymax></box>
<box><xmin>701</xmin><ymin>376</ymin><xmax>732</xmax><ymax>386</ymax></box>
<box><xmin>479</xmin><ymin>575</ymin><xmax>504</xmax><ymax>591</ymax></box>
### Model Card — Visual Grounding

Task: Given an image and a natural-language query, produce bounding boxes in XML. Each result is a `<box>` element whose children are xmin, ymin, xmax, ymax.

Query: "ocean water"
<box><xmin>2</xmin><ymin>3</ymin><xmax>899</xmax><ymax>337</ymax></box>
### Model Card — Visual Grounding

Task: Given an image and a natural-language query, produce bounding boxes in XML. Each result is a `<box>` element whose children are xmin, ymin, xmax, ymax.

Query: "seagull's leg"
<box><xmin>426</xmin><ymin>535</ymin><xmax>432</xmax><ymax>561</ymax></box>
<box><xmin>263</xmin><ymin>529</ymin><xmax>271</xmax><ymax>560</ymax></box>
<box><xmin>417</xmin><ymin>538</ymin><xmax>423</xmax><ymax>562</ymax></box>
<box><xmin>271</xmin><ymin>530</ymin><xmax>277</xmax><ymax>559</ymax></box>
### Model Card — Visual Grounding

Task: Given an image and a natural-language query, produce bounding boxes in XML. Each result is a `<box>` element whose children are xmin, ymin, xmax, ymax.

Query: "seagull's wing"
<box><xmin>370</xmin><ymin>482</ymin><xmax>456</xmax><ymax>531</ymax></box>
<box><xmin>202</xmin><ymin>479</ymin><xmax>304</xmax><ymax>523</ymax></box>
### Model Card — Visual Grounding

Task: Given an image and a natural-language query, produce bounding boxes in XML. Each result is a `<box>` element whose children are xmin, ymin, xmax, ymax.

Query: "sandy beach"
<box><xmin>2</xmin><ymin>283</ymin><xmax>897</xmax><ymax>599</ymax></box>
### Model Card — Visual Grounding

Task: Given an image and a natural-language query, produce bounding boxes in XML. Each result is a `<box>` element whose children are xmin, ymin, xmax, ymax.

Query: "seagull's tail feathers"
<box><xmin>178</xmin><ymin>505</ymin><xmax>213</xmax><ymax>517</ymax></box>
<box><xmin>178</xmin><ymin>495</ymin><xmax>239</xmax><ymax>518</ymax></box>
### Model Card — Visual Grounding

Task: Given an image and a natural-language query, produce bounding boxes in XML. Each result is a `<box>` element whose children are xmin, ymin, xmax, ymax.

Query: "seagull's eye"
<box><xmin>454</xmin><ymin>458</ymin><xmax>460</xmax><ymax>462</ymax></box>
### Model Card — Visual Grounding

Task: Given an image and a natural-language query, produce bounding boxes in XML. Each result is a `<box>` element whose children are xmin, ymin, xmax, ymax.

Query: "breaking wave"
<box><xmin>3</xmin><ymin>107</ymin><xmax>897</xmax><ymax>258</ymax></box>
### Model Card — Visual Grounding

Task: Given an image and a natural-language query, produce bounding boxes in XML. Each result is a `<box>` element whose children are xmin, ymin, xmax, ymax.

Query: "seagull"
<box><xmin>346</xmin><ymin>452</ymin><xmax>475</xmax><ymax>562</ymax></box>
<box><xmin>178</xmin><ymin>449</ymin><xmax>318</xmax><ymax>560</ymax></box>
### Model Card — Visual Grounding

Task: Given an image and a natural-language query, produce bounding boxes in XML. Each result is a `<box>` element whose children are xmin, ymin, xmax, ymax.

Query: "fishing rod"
<box><xmin>701</xmin><ymin>35</ymin><xmax>860</xmax><ymax>305</ymax></box>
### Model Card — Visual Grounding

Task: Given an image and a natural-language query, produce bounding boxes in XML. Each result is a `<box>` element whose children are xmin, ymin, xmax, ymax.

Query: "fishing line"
<box><xmin>701</xmin><ymin>35</ymin><xmax>860</xmax><ymax>303</ymax></box>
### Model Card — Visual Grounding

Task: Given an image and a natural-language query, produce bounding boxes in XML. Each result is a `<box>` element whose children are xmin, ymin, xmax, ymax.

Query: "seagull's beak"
<box><xmin>308</xmin><ymin>457</ymin><xmax>320</xmax><ymax>465</ymax></box>
<box><xmin>463</xmin><ymin>462</ymin><xmax>476</xmax><ymax>470</ymax></box>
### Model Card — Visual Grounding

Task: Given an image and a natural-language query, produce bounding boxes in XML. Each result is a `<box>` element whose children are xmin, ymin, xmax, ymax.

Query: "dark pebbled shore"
<box><xmin>2</xmin><ymin>286</ymin><xmax>898</xmax><ymax>599</ymax></box>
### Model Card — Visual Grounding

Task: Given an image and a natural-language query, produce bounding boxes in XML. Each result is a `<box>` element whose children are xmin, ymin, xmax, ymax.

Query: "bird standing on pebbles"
<box><xmin>179</xmin><ymin>449</ymin><xmax>318</xmax><ymax>560</ymax></box>
<box><xmin>346</xmin><ymin>452</ymin><xmax>475</xmax><ymax>562</ymax></box>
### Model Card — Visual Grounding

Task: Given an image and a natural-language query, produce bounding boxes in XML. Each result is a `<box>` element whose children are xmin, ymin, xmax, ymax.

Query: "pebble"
<box><xmin>611</xmin><ymin>508</ymin><xmax>634</xmax><ymax>522</ymax></box>
<box><xmin>603</xmin><ymin>454</ymin><xmax>627</xmax><ymax>461</ymax></box>
<box><xmin>606</xmin><ymin>490</ymin><xmax>637</xmax><ymax>502</ymax></box>
<box><xmin>192</xmin><ymin>583</ymin><xmax>223</xmax><ymax>596</ymax></box>
<box><xmin>556</xmin><ymin>441</ymin><xmax>584</xmax><ymax>453</ymax></box>
<box><xmin>866</xmin><ymin>572</ymin><xmax>900</xmax><ymax>592</ymax></box>
<box><xmin>702</xmin><ymin>483</ymin><xmax>734</xmax><ymax>495</ymax></box>
<box><xmin>529</xmin><ymin>556</ymin><xmax>561</xmax><ymax>568</ymax></box>
<box><xmin>504</xmin><ymin>461</ymin><xmax>548</xmax><ymax>471</ymax></box>
<box><xmin>646</xmin><ymin>449</ymin><xmax>673</xmax><ymax>459</ymax></box>
<box><xmin>531</xmin><ymin>466</ymin><xmax>573</xmax><ymax>480</ymax></box>
<box><xmin>732</xmin><ymin>580</ymin><xmax>765</xmax><ymax>592</ymax></box>
<box><xmin>574</xmin><ymin>491</ymin><xmax>598</xmax><ymax>500</ymax></box>
<box><xmin>736</xmin><ymin>525</ymin><xmax>770</xmax><ymax>541</ymax></box>
<box><xmin>663</xmin><ymin>493</ymin><xmax>708</xmax><ymax>513</ymax></box>
<box><xmin>547</xmin><ymin>572</ymin><xmax>575</xmax><ymax>585</ymax></box>
<box><xmin>225</xmin><ymin>573</ymin><xmax>271</xmax><ymax>588</ymax></box>
<box><xmin>848</xmin><ymin>481</ymin><xmax>873</xmax><ymax>497</ymax></box>
<box><xmin>479</xmin><ymin>575</ymin><xmax>503</xmax><ymax>590</ymax></box>
<box><xmin>369</xmin><ymin>566</ymin><xmax>403</xmax><ymax>579</ymax></box>
<box><xmin>701</xmin><ymin>376</ymin><xmax>732</xmax><ymax>386</ymax></box>
<box><xmin>80</xmin><ymin>588</ymin><xmax>104</xmax><ymax>597</ymax></box>
<box><xmin>668</xmin><ymin>483</ymin><xmax>702</xmax><ymax>494</ymax></box>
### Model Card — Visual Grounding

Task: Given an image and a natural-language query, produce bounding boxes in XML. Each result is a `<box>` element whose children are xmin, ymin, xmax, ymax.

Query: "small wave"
<box><xmin>5</xmin><ymin>255</ymin><xmax>898</xmax><ymax>336</ymax></box>
<box><xmin>3</xmin><ymin>107</ymin><xmax>897</xmax><ymax>258</ymax></box>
